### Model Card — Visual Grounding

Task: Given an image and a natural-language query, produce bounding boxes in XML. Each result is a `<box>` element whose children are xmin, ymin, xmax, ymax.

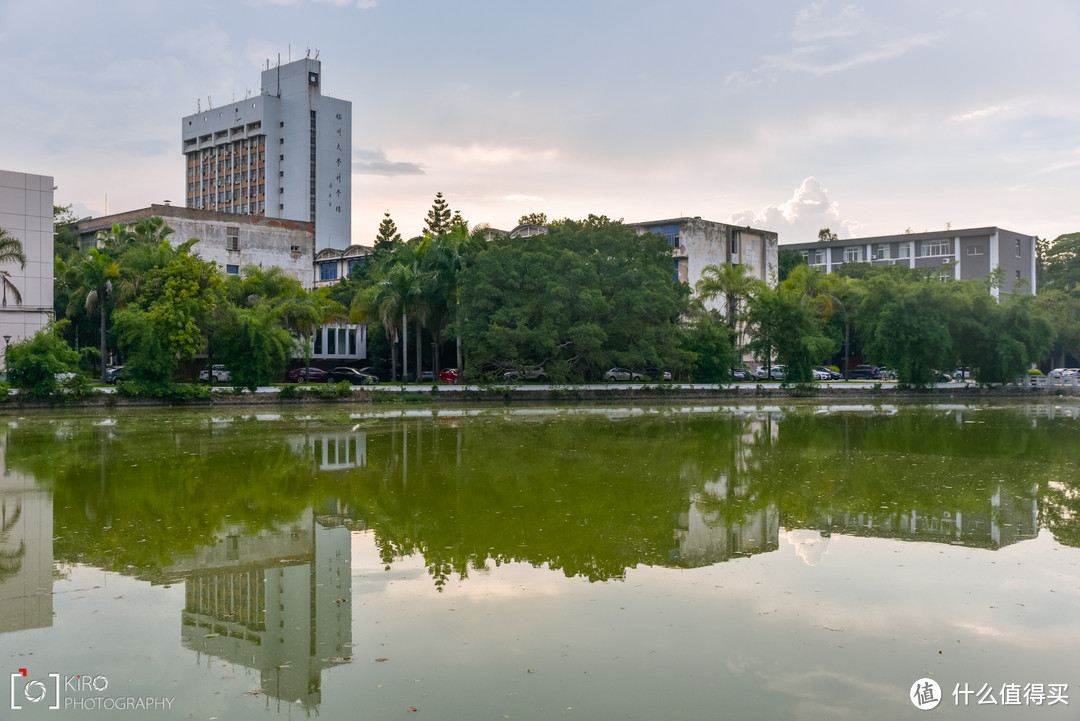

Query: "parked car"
<box><xmin>285</xmin><ymin>366</ymin><xmax>325</xmax><ymax>383</ymax></box>
<box><xmin>844</xmin><ymin>365</ymin><xmax>881</xmax><ymax>380</ymax></box>
<box><xmin>1049</xmin><ymin>367</ymin><xmax>1079</xmax><ymax>379</ymax></box>
<box><xmin>504</xmin><ymin>366</ymin><xmax>548</xmax><ymax>381</ymax></box>
<box><xmin>812</xmin><ymin>368</ymin><xmax>830</xmax><ymax>381</ymax></box>
<box><xmin>324</xmin><ymin>367</ymin><xmax>378</xmax><ymax>385</ymax></box>
<box><xmin>102</xmin><ymin>366</ymin><xmax>126</xmax><ymax>384</ymax></box>
<box><xmin>439</xmin><ymin>368</ymin><xmax>462</xmax><ymax>383</ymax></box>
<box><xmin>814</xmin><ymin>366</ymin><xmax>842</xmax><ymax>380</ymax></box>
<box><xmin>731</xmin><ymin>368</ymin><xmax>752</xmax><ymax>382</ymax></box>
<box><xmin>769</xmin><ymin>365</ymin><xmax>786</xmax><ymax>381</ymax></box>
<box><xmin>603</xmin><ymin>367</ymin><xmax>643</xmax><ymax>382</ymax></box>
<box><xmin>355</xmin><ymin>366</ymin><xmax>385</xmax><ymax>381</ymax></box>
<box><xmin>420</xmin><ymin>370</ymin><xmax>434</xmax><ymax>382</ymax></box>
<box><xmin>752</xmin><ymin>366</ymin><xmax>770</xmax><ymax>380</ymax></box>
<box><xmin>199</xmin><ymin>364</ymin><xmax>231</xmax><ymax>382</ymax></box>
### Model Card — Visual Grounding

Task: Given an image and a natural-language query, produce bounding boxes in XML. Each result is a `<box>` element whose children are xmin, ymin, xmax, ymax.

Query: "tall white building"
<box><xmin>0</xmin><ymin>170</ymin><xmax>54</xmax><ymax>350</ymax></box>
<box><xmin>182</xmin><ymin>57</ymin><xmax>352</xmax><ymax>252</ymax></box>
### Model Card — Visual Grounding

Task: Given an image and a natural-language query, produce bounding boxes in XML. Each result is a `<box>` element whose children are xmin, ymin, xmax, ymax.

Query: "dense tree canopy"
<box><xmin>457</xmin><ymin>216</ymin><xmax>691</xmax><ymax>381</ymax></box>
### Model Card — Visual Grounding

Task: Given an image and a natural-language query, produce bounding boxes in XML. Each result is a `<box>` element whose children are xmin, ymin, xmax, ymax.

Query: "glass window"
<box><xmin>921</xmin><ymin>240</ymin><xmax>949</xmax><ymax>256</ymax></box>
<box><xmin>843</xmin><ymin>246</ymin><xmax>863</xmax><ymax>263</ymax></box>
<box><xmin>319</xmin><ymin>264</ymin><xmax>338</xmax><ymax>281</ymax></box>
<box><xmin>226</xmin><ymin>264</ymin><xmax>239</xmax><ymax>275</ymax></box>
<box><xmin>873</xmin><ymin>244</ymin><xmax>890</xmax><ymax>261</ymax></box>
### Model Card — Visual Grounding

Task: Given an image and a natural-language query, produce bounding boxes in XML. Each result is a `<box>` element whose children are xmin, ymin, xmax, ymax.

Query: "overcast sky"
<box><xmin>3</xmin><ymin>1</ymin><xmax>1078</xmax><ymax>245</ymax></box>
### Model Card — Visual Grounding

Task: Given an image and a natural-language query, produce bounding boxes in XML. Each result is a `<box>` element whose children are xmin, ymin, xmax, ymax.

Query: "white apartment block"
<box><xmin>0</xmin><ymin>169</ymin><xmax>54</xmax><ymax>350</ymax></box>
<box><xmin>182</xmin><ymin>57</ymin><xmax>352</xmax><ymax>252</ymax></box>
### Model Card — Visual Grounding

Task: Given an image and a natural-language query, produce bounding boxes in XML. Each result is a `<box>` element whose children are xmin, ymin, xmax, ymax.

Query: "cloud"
<box><xmin>726</xmin><ymin>177</ymin><xmax>861</xmax><ymax>244</ymax></box>
<box><xmin>950</xmin><ymin>103</ymin><xmax>1016</xmax><ymax>122</ymax></box>
<box><xmin>731</xmin><ymin>3</ymin><xmax>943</xmax><ymax>83</ymax></box>
<box><xmin>761</xmin><ymin>32</ymin><xmax>941</xmax><ymax>76</ymax></box>
<box><xmin>352</xmin><ymin>149</ymin><xmax>425</xmax><ymax>176</ymax></box>
<box><xmin>503</xmin><ymin>195</ymin><xmax>544</xmax><ymax>202</ymax></box>
<box><xmin>439</xmin><ymin>145</ymin><xmax>560</xmax><ymax>165</ymax></box>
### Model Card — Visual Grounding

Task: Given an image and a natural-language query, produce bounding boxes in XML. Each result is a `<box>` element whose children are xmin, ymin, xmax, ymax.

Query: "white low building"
<box><xmin>76</xmin><ymin>204</ymin><xmax>316</xmax><ymax>288</ymax></box>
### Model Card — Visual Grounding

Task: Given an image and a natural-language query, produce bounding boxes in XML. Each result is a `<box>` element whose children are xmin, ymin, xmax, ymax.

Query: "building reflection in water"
<box><xmin>805</xmin><ymin>484</ymin><xmax>1039</xmax><ymax>550</ymax></box>
<box><xmin>162</xmin><ymin>508</ymin><xmax>352</xmax><ymax>710</ymax></box>
<box><xmin>0</xmin><ymin>434</ymin><xmax>53</xmax><ymax>634</ymax></box>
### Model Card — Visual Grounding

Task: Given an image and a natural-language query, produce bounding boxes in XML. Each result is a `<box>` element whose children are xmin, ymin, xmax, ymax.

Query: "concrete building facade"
<box><xmin>786</xmin><ymin>226</ymin><xmax>1036</xmax><ymax>297</ymax></box>
<box><xmin>182</xmin><ymin>57</ymin><xmax>352</xmax><ymax>251</ymax></box>
<box><xmin>0</xmin><ymin>170</ymin><xmax>54</xmax><ymax>350</ymax></box>
<box><xmin>76</xmin><ymin>204</ymin><xmax>316</xmax><ymax>288</ymax></box>
<box><xmin>627</xmin><ymin>217</ymin><xmax>779</xmax><ymax>314</ymax></box>
<box><xmin>314</xmin><ymin>244</ymin><xmax>371</xmax><ymax>288</ymax></box>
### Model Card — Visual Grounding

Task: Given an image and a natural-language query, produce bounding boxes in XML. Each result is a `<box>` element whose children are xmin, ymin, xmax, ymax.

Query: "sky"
<box><xmin>3</xmin><ymin>0</ymin><xmax>1079</xmax><ymax>245</ymax></box>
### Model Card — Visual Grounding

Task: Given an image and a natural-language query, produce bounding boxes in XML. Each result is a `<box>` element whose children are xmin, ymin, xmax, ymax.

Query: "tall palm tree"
<box><xmin>64</xmin><ymin>249</ymin><xmax>131</xmax><ymax>379</ymax></box>
<box><xmin>0</xmin><ymin>228</ymin><xmax>27</xmax><ymax>307</ymax></box>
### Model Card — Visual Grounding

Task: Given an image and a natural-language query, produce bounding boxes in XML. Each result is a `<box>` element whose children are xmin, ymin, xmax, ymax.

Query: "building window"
<box><xmin>226</xmin><ymin>226</ymin><xmax>239</xmax><ymax>251</ymax></box>
<box><xmin>921</xmin><ymin>239</ymin><xmax>949</xmax><ymax>256</ymax></box>
<box><xmin>872</xmin><ymin>244</ymin><xmax>890</xmax><ymax>261</ymax></box>
<box><xmin>226</xmin><ymin>264</ymin><xmax>239</xmax><ymax>275</ymax></box>
<box><xmin>291</xmin><ymin>245</ymin><xmax>301</xmax><ymax>253</ymax></box>
<box><xmin>843</xmin><ymin>246</ymin><xmax>863</xmax><ymax>263</ymax></box>
<box><xmin>1015</xmin><ymin>239</ymin><xmax>1022</xmax><ymax>258</ymax></box>
<box><xmin>967</xmin><ymin>245</ymin><xmax>984</xmax><ymax>256</ymax></box>
<box><xmin>898</xmin><ymin>242</ymin><xmax>911</xmax><ymax>259</ymax></box>
<box><xmin>1016</xmin><ymin>269</ymin><xmax>1021</xmax><ymax>283</ymax></box>
<box><xmin>730</xmin><ymin>231</ymin><xmax>739</xmax><ymax>255</ymax></box>
<box><xmin>319</xmin><ymin>264</ymin><xmax>338</xmax><ymax>281</ymax></box>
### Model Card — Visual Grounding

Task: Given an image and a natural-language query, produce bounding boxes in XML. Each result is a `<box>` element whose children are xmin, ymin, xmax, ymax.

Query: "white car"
<box><xmin>199</xmin><ymin>364</ymin><xmax>231</xmax><ymax>382</ymax></box>
<box><xmin>812</xmin><ymin>368</ymin><xmax>830</xmax><ymax>381</ymax></box>
<box><xmin>603</xmin><ymin>367</ymin><xmax>643</xmax><ymax>381</ymax></box>
<box><xmin>1049</xmin><ymin>368</ymin><xmax>1078</xmax><ymax>379</ymax></box>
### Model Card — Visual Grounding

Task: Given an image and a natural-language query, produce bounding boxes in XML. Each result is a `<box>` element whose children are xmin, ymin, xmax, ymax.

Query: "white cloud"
<box><xmin>727</xmin><ymin>177</ymin><xmax>861</xmax><ymax>244</ymax></box>
<box><xmin>950</xmin><ymin>103</ymin><xmax>1016</xmax><ymax>122</ymax></box>
<box><xmin>761</xmin><ymin>31</ymin><xmax>941</xmax><ymax>76</ymax></box>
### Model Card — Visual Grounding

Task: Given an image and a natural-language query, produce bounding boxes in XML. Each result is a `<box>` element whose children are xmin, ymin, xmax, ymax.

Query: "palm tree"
<box><xmin>64</xmin><ymin>249</ymin><xmax>131</xmax><ymax>379</ymax></box>
<box><xmin>0</xmin><ymin>228</ymin><xmax>27</xmax><ymax>307</ymax></box>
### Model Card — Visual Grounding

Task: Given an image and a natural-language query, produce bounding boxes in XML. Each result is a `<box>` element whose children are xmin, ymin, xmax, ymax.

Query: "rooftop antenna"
<box><xmin>197</xmin><ymin>99</ymin><xmax>201</xmax><ymax>112</ymax></box>
<box><xmin>306</xmin><ymin>46</ymin><xmax>310</xmax><ymax>58</ymax></box>
<box><xmin>208</xmin><ymin>94</ymin><xmax>212</xmax><ymax>109</ymax></box>
<box><xmin>314</xmin><ymin>48</ymin><xmax>319</xmax><ymax>59</ymax></box>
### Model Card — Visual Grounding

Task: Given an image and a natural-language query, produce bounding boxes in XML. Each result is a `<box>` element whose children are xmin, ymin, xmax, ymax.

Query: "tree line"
<box><xmin>3</xmin><ymin>200</ymin><xmax>1079</xmax><ymax>392</ymax></box>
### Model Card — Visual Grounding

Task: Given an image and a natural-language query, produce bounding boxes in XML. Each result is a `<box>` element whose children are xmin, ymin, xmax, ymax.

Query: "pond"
<box><xmin>0</xmin><ymin>401</ymin><xmax>1078</xmax><ymax>719</ymax></box>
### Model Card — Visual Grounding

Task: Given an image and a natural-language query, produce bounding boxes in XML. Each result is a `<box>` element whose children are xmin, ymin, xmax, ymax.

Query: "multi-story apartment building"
<box><xmin>627</xmin><ymin>217</ymin><xmax>779</xmax><ymax>315</ymax></box>
<box><xmin>786</xmin><ymin>227</ymin><xmax>1036</xmax><ymax>297</ymax></box>
<box><xmin>181</xmin><ymin>57</ymin><xmax>351</xmax><ymax>252</ymax></box>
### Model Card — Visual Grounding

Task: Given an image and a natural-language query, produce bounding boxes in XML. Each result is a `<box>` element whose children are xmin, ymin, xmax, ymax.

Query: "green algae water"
<box><xmin>1</xmin><ymin>402</ymin><xmax>1078</xmax><ymax>719</ymax></box>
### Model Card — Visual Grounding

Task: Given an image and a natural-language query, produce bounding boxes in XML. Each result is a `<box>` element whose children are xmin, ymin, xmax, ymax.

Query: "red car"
<box><xmin>286</xmin><ymin>367</ymin><xmax>326</xmax><ymax>383</ymax></box>
<box><xmin>439</xmin><ymin>368</ymin><xmax>462</xmax><ymax>384</ymax></box>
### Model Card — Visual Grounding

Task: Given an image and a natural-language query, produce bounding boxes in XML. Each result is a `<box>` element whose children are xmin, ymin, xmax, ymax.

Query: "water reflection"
<box><xmin>165</xmin><ymin>510</ymin><xmax>353</xmax><ymax>710</ymax></box>
<box><xmin>0</xmin><ymin>435</ymin><xmax>52</xmax><ymax>633</ymax></box>
<box><xmin>0</xmin><ymin>403</ymin><xmax>1077</xmax><ymax>717</ymax></box>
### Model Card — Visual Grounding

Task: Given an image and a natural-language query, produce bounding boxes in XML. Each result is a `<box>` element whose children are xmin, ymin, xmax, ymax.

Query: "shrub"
<box><xmin>6</xmin><ymin>323</ymin><xmax>80</xmax><ymax>398</ymax></box>
<box><xmin>117</xmin><ymin>380</ymin><xmax>211</xmax><ymax>402</ymax></box>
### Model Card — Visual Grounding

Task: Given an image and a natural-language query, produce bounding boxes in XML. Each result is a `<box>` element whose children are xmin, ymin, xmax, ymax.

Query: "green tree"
<box><xmin>695</xmin><ymin>262</ymin><xmax>763</xmax><ymax>333</ymax></box>
<box><xmin>744</xmin><ymin>265</ymin><xmax>836</xmax><ymax>383</ymax></box>
<box><xmin>518</xmin><ymin>212</ymin><xmax>548</xmax><ymax>226</ymax></box>
<box><xmin>457</xmin><ymin>215</ymin><xmax>689</xmax><ymax>380</ymax></box>
<box><xmin>62</xmin><ymin>248</ymin><xmax>130</xmax><ymax>379</ymax></box>
<box><xmin>5</xmin><ymin>322</ymin><xmax>80</xmax><ymax>397</ymax></box>
<box><xmin>424</xmin><ymin>192</ymin><xmax>452</xmax><ymax>237</ymax></box>
<box><xmin>54</xmin><ymin>204</ymin><xmax>81</xmax><ymax>258</ymax></box>
<box><xmin>777</xmin><ymin>248</ymin><xmax>805</xmax><ymax>282</ymax></box>
<box><xmin>817</xmin><ymin>227</ymin><xmax>838</xmax><ymax>243</ymax></box>
<box><xmin>1042</xmin><ymin>232</ymin><xmax>1080</xmax><ymax>291</ymax></box>
<box><xmin>374</xmin><ymin>212</ymin><xmax>402</xmax><ymax>254</ymax></box>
